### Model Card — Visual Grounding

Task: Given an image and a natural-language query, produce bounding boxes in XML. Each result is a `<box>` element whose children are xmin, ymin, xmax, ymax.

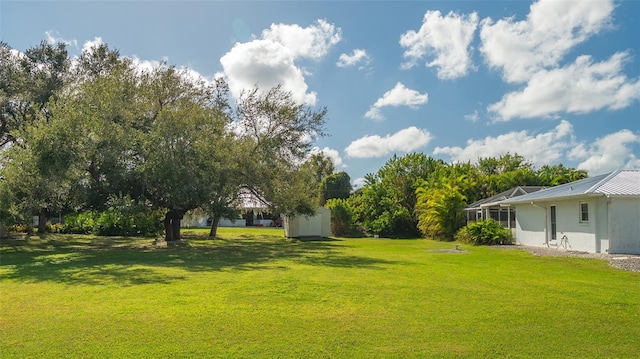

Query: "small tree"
<box><xmin>319</xmin><ymin>171</ymin><xmax>352</xmax><ymax>206</ymax></box>
<box><xmin>415</xmin><ymin>179</ymin><xmax>466</xmax><ymax>241</ymax></box>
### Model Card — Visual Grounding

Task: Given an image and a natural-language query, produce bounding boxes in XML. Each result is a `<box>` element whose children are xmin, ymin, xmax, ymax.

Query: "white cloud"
<box><xmin>220</xmin><ymin>40</ymin><xmax>316</xmax><ymax>105</ymax></box>
<box><xmin>488</xmin><ymin>53</ymin><xmax>640</xmax><ymax>121</ymax></box>
<box><xmin>364</xmin><ymin>82</ymin><xmax>428</xmax><ymax>120</ymax></box>
<box><xmin>45</xmin><ymin>30</ymin><xmax>78</xmax><ymax>47</ymax></box>
<box><xmin>400</xmin><ymin>10</ymin><xmax>479</xmax><ymax>79</ymax></box>
<box><xmin>464</xmin><ymin>110</ymin><xmax>480</xmax><ymax>122</ymax></box>
<box><xmin>311</xmin><ymin>146</ymin><xmax>346</xmax><ymax>168</ymax></box>
<box><xmin>364</xmin><ymin>107</ymin><xmax>384</xmax><ymax>121</ymax></box>
<box><xmin>434</xmin><ymin>120</ymin><xmax>575</xmax><ymax>166</ymax></box>
<box><xmin>220</xmin><ymin>20</ymin><xmax>341</xmax><ymax>105</ymax></box>
<box><xmin>262</xmin><ymin>19</ymin><xmax>341</xmax><ymax>60</ymax></box>
<box><xmin>569</xmin><ymin>130</ymin><xmax>640</xmax><ymax>175</ymax></box>
<box><xmin>130</xmin><ymin>56</ymin><xmax>162</xmax><ymax>74</ymax></box>
<box><xmin>81</xmin><ymin>37</ymin><xmax>104</xmax><ymax>54</ymax></box>
<box><xmin>336</xmin><ymin>49</ymin><xmax>370</xmax><ymax>69</ymax></box>
<box><xmin>480</xmin><ymin>0</ymin><xmax>614</xmax><ymax>83</ymax></box>
<box><xmin>352</xmin><ymin>177</ymin><xmax>366</xmax><ymax>189</ymax></box>
<box><xmin>345</xmin><ymin>126</ymin><xmax>432</xmax><ymax>158</ymax></box>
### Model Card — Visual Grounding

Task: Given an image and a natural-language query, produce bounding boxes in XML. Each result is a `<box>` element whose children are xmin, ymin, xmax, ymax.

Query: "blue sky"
<box><xmin>2</xmin><ymin>0</ymin><xmax>639</xmax><ymax>187</ymax></box>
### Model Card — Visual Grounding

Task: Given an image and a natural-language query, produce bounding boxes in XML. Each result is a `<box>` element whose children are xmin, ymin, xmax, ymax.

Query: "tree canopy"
<box><xmin>0</xmin><ymin>40</ymin><xmax>328</xmax><ymax>239</ymax></box>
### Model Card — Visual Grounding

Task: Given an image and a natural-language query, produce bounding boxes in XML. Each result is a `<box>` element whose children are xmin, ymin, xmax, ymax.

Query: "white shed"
<box><xmin>284</xmin><ymin>206</ymin><xmax>331</xmax><ymax>239</ymax></box>
<box><xmin>500</xmin><ymin>170</ymin><xmax>640</xmax><ymax>254</ymax></box>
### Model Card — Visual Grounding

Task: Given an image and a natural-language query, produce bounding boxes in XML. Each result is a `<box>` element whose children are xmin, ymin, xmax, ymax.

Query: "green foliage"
<box><xmin>455</xmin><ymin>219</ymin><xmax>513</xmax><ymax>245</ymax></box>
<box><xmin>62</xmin><ymin>197</ymin><xmax>163</xmax><ymax>237</ymax></box>
<box><xmin>319</xmin><ymin>171</ymin><xmax>352</xmax><ymax>206</ymax></box>
<box><xmin>415</xmin><ymin>179</ymin><xmax>466</xmax><ymax>241</ymax></box>
<box><xmin>45</xmin><ymin>222</ymin><xmax>63</xmax><ymax>234</ymax></box>
<box><xmin>7</xmin><ymin>223</ymin><xmax>33</xmax><ymax>233</ymax></box>
<box><xmin>2</xmin><ymin>39</ymin><xmax>328</xmax><ymax>241</ymax></box>
<box><xmin>63</xmin><ymin>211</ymin><xmax>97</xmax><ymax>234</ymax></box>
<box><xmin>324</xmin><ymin>198</ymin><xmax>356</xmax><ymax>236</ymax></box>
<box><xmin>351</xmin><ymin>153</ymin><xmax>445</xmax><ymax>237</ymax></box>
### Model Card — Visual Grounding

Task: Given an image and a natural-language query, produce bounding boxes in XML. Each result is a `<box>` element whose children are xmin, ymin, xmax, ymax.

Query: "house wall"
<box><xmin>181</xmin><ymin>215</ymin><xmax>208</xmax><ymax>228</ymax></box>
<box><xmin>514</xmin><ymin>198</ymin><xmax>603</xmax><ymax>253</ymax></box>
<box><xmin>553</xmin><ymin>198</ymin><xmax>599</xmax><ymax>253</ymax></box>
<box><xmin>609</xmin><ymin>197</ymin><xmax>640</xmax><ymax>254</ymax></box>
<box><xmin>593</xmin><ymin>197</ymin><xmax>609</xmax><ymax>254</ymax></box>
<box><xmin>218</xmin><ymin>218</ymin><xmax>247</xmax><ymax>227</ymax></box>
<box><xmin>514</xmin><ymin>204</ymin><xmax>546</xmax><ymax>247</ymax></box>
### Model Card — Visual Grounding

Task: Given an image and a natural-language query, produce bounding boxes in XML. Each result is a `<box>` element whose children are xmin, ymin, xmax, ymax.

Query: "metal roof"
<box><xmin>465</xmin><ymin>186</ymin><xmax>546</xmax><ymax>210</ymax></box>
<box><xmin>591</xmin><ymin>170</ymin><xmax>640</xmax><ymax>196</ymax></box>
<box><xmin>500</xmin><ymin>170</ymin><xmax>640</xmax><ymax>204</ymax></box>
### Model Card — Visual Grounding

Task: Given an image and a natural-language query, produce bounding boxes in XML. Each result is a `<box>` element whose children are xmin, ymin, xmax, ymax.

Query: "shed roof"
<box><xmin>500</xmin><ymin>170</ymin><xmax>640</xmax><ymax>204</ymax></box>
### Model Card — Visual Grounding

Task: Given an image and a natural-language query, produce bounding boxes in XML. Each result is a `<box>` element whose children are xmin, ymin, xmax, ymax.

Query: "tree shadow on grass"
<box><xmin>0</xmin><ymin>234</ymin><xmax>401</xmax><ymax>286</ymax></box>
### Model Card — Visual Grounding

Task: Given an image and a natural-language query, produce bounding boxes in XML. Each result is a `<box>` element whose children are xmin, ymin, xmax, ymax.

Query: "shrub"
<box><xmin>455</xmin><ymin>219</ymin><xmax>513</xmax><ymax>245</ymax></box>
<box><xmin>63</xmin><ymin>211</ymin><xmax>97</xmax><ymax>234</ymax></box>
<box><xmin>46</xmin><ymin>222</ymin><xmax>64</xmax><ymax>233</ymax></box>
<box><xmin>8</xmin><ymin>223</ymin><xmax>33</xmax><ymax>234</ymax></box>
<box><xmin>324</xmin><ymin>198</ymin><xmax>356</xmax><ymax>237</ymax></box>
<box><xmin>62</xmin><ymin>196</ymin><xmax>164</xmax><ymax>237</ymax></box>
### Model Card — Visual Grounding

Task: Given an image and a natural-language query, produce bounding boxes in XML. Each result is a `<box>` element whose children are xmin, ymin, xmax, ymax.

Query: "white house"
<box><xmin>181</xmin><ymin>189</ymin><xmax>280</xmax><ymax>228</ymax></box>
<box><xmin>499</xmin><ymin>170</ymin><xmax>640</xmax><ymax>254</ymax></box>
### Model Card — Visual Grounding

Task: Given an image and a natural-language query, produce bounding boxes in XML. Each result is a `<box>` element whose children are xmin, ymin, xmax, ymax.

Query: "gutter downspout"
<box><xmin>606</xmin><ymin>196</ymin><xmax>612</xmax><ymax>254</ymax></box>
<box><xmin>530</xmin><ymin>201</ymin><xmax>548</xmax><ymax>247</ymax></box>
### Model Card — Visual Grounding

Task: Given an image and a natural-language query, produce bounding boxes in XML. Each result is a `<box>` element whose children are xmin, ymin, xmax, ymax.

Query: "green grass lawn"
<box><xmin>1</xmin><ymin>228</ymin><xmax>639</xmax><ymax>358</ymax></box>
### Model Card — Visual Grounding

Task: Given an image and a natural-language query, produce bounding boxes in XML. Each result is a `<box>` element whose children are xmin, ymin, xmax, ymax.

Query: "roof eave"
<box><xmin>502</xmin><ymin>192</ymin><xmax>606</xmax><ymax>205</ymax></box>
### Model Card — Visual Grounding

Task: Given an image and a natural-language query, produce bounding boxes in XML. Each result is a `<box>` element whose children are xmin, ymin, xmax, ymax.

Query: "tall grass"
<box><xmin>1</xmin><ymin>228</ymin><xmax>638</xmax><ymax>358</ymax></box>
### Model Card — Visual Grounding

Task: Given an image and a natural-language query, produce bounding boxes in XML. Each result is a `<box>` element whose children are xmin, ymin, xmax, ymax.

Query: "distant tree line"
<box><xmin>327</xmin><ymin>153</ymin><xmax>586</xmax><ymax>239</ymax></box>
<box><xmin>0</xmin><ymin>40</ymin><xmax>331</xmax><ymax>240</ymax></box>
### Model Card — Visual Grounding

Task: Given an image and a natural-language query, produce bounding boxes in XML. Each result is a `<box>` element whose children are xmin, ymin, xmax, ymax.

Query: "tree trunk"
<box><xmin>172</xmin><ymin>213</ymin><xmax>182</xmax><ymax>241</ymax></box>
<box><xmin>164</xmin><ymin>212</ymin><xmax>174</xmax><ymax>242</ymax></box>
<box><xmin>164</xmin><ymin>209</ymin><xmax>183</xmax><ymax>242</ymax></box>
<box><xmin>0</xmin><ymin>223</ymin><xmax>7</xmax><ymax>238</ymax></box>
<box><xmin>37</xmin><ymin>213</ymin><xmax>47</xmax><ymax>234</ymax></box>
<box><xmin>208</xmin><ymin>215</ymin><xmax>220</xmax><ymax>238</ymax></box>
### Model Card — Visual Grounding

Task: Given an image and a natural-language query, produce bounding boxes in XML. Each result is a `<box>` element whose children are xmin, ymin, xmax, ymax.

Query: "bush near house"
<box><xmin>455</xmin><ymin>218</ymin><xmax>513</xmax><ymax>245</ymax></box>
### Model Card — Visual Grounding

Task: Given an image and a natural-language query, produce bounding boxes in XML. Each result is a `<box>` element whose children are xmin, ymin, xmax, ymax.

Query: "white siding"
<box><xmin>218</xmin><ymin>218</ymin><xmax>246</xmax><ymax>227</ymax></box>
<box><xmin>284</xmin><ymin>206</ymin><xmax>331</xmax><ymax>239</ymax></box>
<box><xmin>514</xmin><ymin>204</ymin><xmax>546</xmax><ymax>247</ymax></box>
<box><xmin>513</xmin><ymin>196</ymin><xmax>640</xmax><ymax>254</ymax></box>
<box><xmin>609</xmin><ymin>197</ymin><xmax>640</xmax><ymax>254</ymax></box>
<box><xmin>514</xmin><ymin>199</ymin><xmax>601</xmax><ymax>252</ymax></box>
<box><xmin>593</xmin><ymin>197</ymin><xmax>609</xmax><ymax>254</ymax></box>
<box><xmin>552</xmin><ymin>199</ymin><xmax>598</xmax><ymax>252</ymax></box>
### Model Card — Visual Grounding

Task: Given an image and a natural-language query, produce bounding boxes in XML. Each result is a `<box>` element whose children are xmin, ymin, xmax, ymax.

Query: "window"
<box><xmin>580</xmin><ymin>202</ymin><xmax>589</xmax><ymax>223</ymax></box>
